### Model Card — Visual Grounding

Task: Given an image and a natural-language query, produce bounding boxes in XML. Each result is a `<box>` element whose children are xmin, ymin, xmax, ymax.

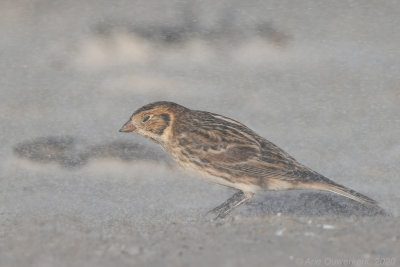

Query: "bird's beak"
<box><xmin>119</xmin><ymin>121</ymin><xmax>136</xmax><ymax>132</ymax></box>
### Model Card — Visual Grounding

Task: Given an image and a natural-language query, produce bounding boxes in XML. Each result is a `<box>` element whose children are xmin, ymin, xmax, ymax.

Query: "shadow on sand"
<box><xmin>244</xmin><ymin>191</ymin><xmax>388</xmax><ymax>217</ymax></box>
<box><xmin>13</xmin><ymin>136</ymin><xmax>170</xmax><ymax>168</ymax></box>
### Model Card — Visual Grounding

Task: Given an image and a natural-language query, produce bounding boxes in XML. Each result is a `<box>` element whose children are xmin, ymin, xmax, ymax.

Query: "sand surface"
<box><xmin>1</xmin><ymin>1</ymin><xmax>399</xmax><ymax>266</ymax></box>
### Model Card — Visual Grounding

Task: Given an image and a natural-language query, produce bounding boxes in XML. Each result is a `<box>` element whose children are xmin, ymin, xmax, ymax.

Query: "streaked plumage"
<box><xmin>120</xmin><ymin>101</ymin><xmax>377</xmax><ymax>218</ymax></box>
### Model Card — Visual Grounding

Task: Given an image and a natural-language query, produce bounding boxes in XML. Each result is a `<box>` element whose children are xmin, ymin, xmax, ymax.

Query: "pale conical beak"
<box><xmin>119</xmin><ymin>121</ymin><xmax>136</xmax><ymax>132</ymax></box>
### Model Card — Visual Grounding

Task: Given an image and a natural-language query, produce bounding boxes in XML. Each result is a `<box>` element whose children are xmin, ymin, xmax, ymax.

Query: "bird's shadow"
<box><xmin>13</xmin><ymin>136</ymin><xmax>170</xmax><ymax>168</ymax></box>
<box><xmin>242</xmin><ymin>190</ymin><xmax>388</xmax><ymax>217</ymax></box>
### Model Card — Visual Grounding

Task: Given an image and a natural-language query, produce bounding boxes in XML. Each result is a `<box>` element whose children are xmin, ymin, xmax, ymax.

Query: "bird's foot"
<box><xmin>205</xmin><ymin>191</ymin><xmax>254</xmax><ymax>220</ymax></box>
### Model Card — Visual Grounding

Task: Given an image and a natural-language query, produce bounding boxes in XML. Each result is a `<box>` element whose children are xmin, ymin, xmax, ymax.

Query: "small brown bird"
<box><xmin>120</xmin><ymin>101</ymin><xmax>377</xmax><ymax>218</ymax></box>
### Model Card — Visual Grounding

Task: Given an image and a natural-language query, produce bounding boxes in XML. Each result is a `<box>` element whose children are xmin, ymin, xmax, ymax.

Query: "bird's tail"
<box><xmin>299</xmin><ymin>181</ymin><xmax>378</xmax><ymax>206</ymax></box>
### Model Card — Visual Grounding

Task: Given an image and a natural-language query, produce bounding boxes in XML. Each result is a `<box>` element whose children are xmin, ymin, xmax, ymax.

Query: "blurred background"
<box><xmin>1</xmin><ymin>0</ymin><xmax>399</xmax><ymax>266</ymax></box>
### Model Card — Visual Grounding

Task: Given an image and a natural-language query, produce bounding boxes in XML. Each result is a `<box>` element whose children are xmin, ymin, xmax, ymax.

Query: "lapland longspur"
<box><xmin>120</xmin><ymin>101</ymin><xmax>377</xmax><ymax>218</ymax></box>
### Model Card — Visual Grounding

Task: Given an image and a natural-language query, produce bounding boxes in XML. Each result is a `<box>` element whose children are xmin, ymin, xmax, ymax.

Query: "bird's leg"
<box><xmin>208</xmin><ymin>191</ymin><xmax>254</xmax><ymax>219</ymax></box>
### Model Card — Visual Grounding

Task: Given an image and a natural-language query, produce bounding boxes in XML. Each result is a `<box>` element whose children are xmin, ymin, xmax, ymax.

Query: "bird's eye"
<box><xmin>142</xmin><ymin>116</ymin><xmax>151</xmax><ymax>122</ymax></box>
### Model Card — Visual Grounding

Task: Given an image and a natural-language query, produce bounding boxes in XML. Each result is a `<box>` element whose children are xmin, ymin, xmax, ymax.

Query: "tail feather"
<box><xmin>300</xmin><ymin>182</ymin><xmax>378</xmax><ymax>206</ymax></box>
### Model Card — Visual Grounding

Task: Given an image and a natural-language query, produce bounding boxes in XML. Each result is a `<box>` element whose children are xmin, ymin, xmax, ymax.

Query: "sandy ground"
<box><xmin>1</xmin><ymin>0</ymin><xmax>399</xmax><ymax>266</ymax></box>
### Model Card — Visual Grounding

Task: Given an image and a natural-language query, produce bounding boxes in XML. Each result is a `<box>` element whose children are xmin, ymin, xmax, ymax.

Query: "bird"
<box><xmin>120</xmin><ymin>101</ymin><xmax>377</xmax><ymax>219</ymax></box>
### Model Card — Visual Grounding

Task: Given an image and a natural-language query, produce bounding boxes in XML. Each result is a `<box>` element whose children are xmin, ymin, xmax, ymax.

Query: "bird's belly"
<box><xmin>200</xmin><ymin>171</ymin><xmax>261</xmax><ymax>193</ymax></box>
<box><xmin>174</xmin><ymin>157</ymin><xmax>261</xmax><ymax>193</ymax></box>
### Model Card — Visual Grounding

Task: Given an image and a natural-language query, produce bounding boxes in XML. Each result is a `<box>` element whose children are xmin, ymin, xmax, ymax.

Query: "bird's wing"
<box><xmin>173</xmin><ymin>111</ymin><xmax>325</xmax><ymax>187</ymax></box>
<box><xmin>174</xmin><ymin>124</ymin><xmax>304</xmax><ymax>182</ymax></box>
<box><xmin>175</xmin><ymin>126</ymin><xmax>257</xmax><ymax>160</ymax></box>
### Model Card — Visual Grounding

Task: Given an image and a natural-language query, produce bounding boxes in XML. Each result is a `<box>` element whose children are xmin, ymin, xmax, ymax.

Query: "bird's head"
<box><xmin>120</xmin><ymin>101</ymin><xmax>185</xmax><ymax>144</ymax></box>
